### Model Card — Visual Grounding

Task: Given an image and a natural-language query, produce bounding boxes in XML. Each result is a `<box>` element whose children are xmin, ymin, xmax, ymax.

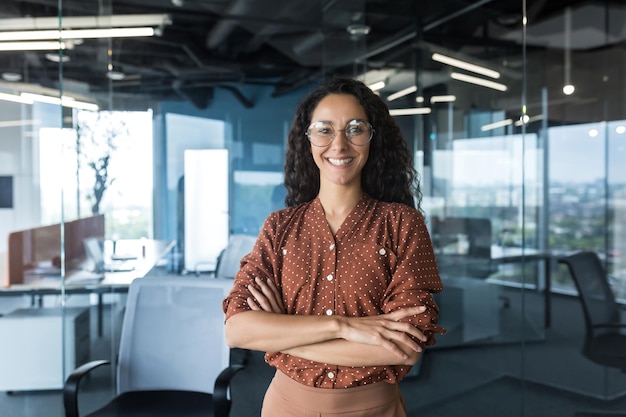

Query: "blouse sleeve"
<box><xmin>382</xmin><ymin>207</ymin><xmax>445</xmax><ymax>346</ymax></box>
<box><xmin>222</xmin><ymin>212</ymin><xmax>279</xmax><ymax>321</ymax></box>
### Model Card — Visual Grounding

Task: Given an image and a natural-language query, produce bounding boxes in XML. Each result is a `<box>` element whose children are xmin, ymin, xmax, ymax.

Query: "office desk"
<box><xmin>1</xmin><ymin>239</ymin><xmax>175</xmax><ymax>336</ymax></box>
<box><xmin>436</xmin><ymin>246</ymin><xmax>554</xmax><ymax>328</ymax></box>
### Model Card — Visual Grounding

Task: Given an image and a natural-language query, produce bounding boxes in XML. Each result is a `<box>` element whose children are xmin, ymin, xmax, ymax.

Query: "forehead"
<box><xmin>311</xmin><ymin>93</ymin><xmax>367</xmax><ymax>121</ymax></box>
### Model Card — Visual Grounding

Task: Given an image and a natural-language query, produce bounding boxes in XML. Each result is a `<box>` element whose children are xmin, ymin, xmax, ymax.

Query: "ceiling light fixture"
<box><xmin>1</xmin><ymin>72</ymin><xmax>22</xmax><ymax>82</ymax></box>
<box><xmin>416</xmin><ymin>96</ymin><xmax>424</xmax><ymax>103</ymax></box>
<box><xmin>562</xmin><ymin>7</ymin><xmax>575</xmax><ymax>96</ymax></box>
<box><xmin>368</xmin><ymin>81</ymin><xmax>385</xmax><ymax>91</ymax></box>
<box><xmin>481</xmin><ymin>119</ymin><xmax>513</xmax><ymax>131</ymax></box>
<box><xmin>45</xmin><ymin>52</ymin><xmax>70</xmax><ymax>63</ymax></box>
<box><xmin>20</xmin><ymin>92</ymin><xmax>98</xmax><ymax>111</ymax></box>
<box><xmin>0</xmin><ymin>14</ymin><xmax>171</xmax><ymax>31</ymax></box>
<box><xmin>0</xmin><ymin>27</ymin><xmax>155</xmax><ymax>42</ymax></box>
<box><xmin>386</xmin><ymin>85</ymin><xmax>417</xmax><ymax>102</ymax></box>
<box><xmin>0</xmin><ymin>92</ymin><xmax>33</xmax><ymax>104</ymax></box>
<box><xmin>432</xmin><ymin>53</ymin><xmax>500</xmax><ymax>79</ymax></box>
<box><xmin>0</xmin><ymin>41</ymin><xmax>68</xmax><ymax>51</ymax></box>
<box><xmin>430</xmin><ymin>95</ymin><xmax>456</xmax><ymax>103</ymax></box>
<box><xmin>450</xmin><ymin>72</ymin><xmax>508</xmax><ymax>92</ymax></box>
<box><xmin>389</xmin><ymin>108</ymin><xmax>432</xmax><ymax>116</ymax></box>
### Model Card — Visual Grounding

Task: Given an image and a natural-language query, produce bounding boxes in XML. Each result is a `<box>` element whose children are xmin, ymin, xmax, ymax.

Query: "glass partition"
<box><xmin>1</xmin><ymin>1</ymin><xmax>626</xmax><ymax>416</ymax></box>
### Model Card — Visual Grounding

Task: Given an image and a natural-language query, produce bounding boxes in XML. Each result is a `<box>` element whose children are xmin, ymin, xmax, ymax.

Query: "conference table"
<box><xmin>0</xmin><ymin>239</ymin><xmax>175</xmax><ymax>336</ymax></box>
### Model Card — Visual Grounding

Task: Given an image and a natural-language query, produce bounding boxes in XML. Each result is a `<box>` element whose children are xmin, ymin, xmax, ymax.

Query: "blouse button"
<box><xmin>326</xmin><ymin>274</ymin><xmax>333</xmax><ymax>281</ymax></box>
<box><xmin>325</xmin><ymin>309</ymin><xmax>333</xmax><ymax>316</ymax></box>
<box><xmin>282</xmin><ymin>249</ymin><xmax>287</xmax><ymax>255</ymax></box>
<box><xmin>327</xmin><ymin>371</ymin><xmax>335</xmax><ymax>379</ymax></box>
<box><xmin>329</xmin><ymin>243</ymin><xmax>335</xmax><ymax>250</ymax></box>
<box><xmin>379</xmin><ymin>248</ymin><xmax>386</xmax><ymax>255</ymax></box>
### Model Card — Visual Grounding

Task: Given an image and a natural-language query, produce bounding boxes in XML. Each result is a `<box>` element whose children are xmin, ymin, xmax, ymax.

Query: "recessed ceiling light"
<box><xmin>45</xmin><ymin>53</ymin><xmax>70</xmax><ymax>63</ymax></box>
<box><xmin>106</xmin><ymin>71</ymin><xmax>126</xmax><ymax>81</ymax></box>
<box><xmin>1</xmin><ymin>72</ymin><xmax>22</xmax><ymax>82</ymax></box>
<box><xmin>346</xmin><ymin>24</ymin><xmax>370</xmax><ymax>36</ymax></box>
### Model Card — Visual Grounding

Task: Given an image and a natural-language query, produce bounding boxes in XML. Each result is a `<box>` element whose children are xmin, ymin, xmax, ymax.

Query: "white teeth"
<box><xmin>328</xmin><ymin>158</ymin><xmax>353</xmax><ymax>166</ymax></box>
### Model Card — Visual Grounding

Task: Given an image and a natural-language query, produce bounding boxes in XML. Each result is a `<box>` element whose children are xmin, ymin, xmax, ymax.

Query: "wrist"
<box><xmin>331</xmin><ymin>315</ymin><xmax>346</xmax><ymax>339</ymax></box>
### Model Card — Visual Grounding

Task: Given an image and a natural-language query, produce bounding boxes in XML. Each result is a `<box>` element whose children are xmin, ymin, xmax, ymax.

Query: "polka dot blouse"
<box><xmin>223</xmin><ymin>194</ymin><xmax>444</xmax><ymax>389</ymax></box>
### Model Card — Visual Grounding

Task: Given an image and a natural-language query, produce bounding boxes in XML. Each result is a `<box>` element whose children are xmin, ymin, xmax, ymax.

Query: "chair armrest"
<box><xmin>213</xmin><ymin>364</ymin><xmax>246</xmax><ymax>417</ymax></box>
<box><xmin>63</xmin><ymin>360</ymin><xmax>110</xmax><ymax>417</ymax></box>
<box><xmin>591</xmin><ymin>323</ymin><xmax>626</xmax><ymax>332</ymax></box>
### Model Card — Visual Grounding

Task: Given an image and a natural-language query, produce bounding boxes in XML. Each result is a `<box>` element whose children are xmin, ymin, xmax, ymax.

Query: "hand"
<box><xmin>247</xmin><ymin>277</ymin><xmax>285</xmax><ymax>314</ymax></box>
<box><xmin>338</xmin><ymin>306</ymin><xmax>428</xmax><ymax>359</ymax></box>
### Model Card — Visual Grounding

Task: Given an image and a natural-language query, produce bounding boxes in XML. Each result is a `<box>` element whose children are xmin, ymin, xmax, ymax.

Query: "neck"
<box><xmin>318</xmin><ymin>183</ymin><xmax>363</xmax><ymax>216</ymax></box>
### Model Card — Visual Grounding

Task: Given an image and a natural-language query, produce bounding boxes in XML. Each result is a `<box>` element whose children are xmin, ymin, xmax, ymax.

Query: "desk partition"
<box><xmin>4</xmin><ymin>215</ymin><xmax>104</xmax><ymax>287</ymax></box>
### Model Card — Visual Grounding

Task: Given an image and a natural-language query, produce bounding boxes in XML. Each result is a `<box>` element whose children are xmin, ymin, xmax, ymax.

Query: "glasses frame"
<box><xmin>306</xmin><ymin>119</ymin><xmax>374</xmax><ymax>147</ymax></box>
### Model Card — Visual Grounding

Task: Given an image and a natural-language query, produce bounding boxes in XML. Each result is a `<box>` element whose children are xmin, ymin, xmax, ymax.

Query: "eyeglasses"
<box><xmin>306</xmin><ymin>119</ymin><xmax>374</xmax><ymax>147</ymax></box>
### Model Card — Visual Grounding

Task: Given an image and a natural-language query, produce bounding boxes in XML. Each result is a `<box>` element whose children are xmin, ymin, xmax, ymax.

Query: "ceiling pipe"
<box><xmin>206</xmin><ymin>0</ymin><xmax>253</xmax><ymax>49</ymax></box>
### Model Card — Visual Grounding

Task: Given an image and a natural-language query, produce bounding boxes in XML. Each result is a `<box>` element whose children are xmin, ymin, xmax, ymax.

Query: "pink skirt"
<box><xmin>261</xmin><ymin>370</ymin><xmax>407</xmax><ymax>417</ymax></box>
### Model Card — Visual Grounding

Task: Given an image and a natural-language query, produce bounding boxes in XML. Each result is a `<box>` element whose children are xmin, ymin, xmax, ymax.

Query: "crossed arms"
<box><xmin>224</xmin><ymin>277</ymin><xmax>427</xmax><ymax>367</ymax></box>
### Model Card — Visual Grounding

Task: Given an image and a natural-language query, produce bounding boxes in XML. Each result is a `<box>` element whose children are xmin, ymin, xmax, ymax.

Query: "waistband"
<box><xmin>271</xmin><ymin>370</ymin><xmax>401</xmax><ymax>413</ymax></box>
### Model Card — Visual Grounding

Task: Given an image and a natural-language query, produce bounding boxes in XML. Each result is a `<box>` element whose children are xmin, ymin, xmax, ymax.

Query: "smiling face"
<box><xmin>309</xmin><ymin>93</ymin><xmax>371</xmax><ymax>191</ymax></box>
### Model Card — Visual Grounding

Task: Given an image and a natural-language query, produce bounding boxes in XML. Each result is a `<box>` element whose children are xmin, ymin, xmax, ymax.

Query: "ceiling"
<box><xmin>0</xmin><ymin>0</ymin><xmax>624</xmax><ymax>114</ymax></box>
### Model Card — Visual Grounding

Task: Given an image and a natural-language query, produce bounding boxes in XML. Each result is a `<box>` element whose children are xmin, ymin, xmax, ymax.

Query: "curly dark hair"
<box><xmin>284</xmin><ymin>76</ymin><xmax>422</xmax><ymax>210</ymax></box>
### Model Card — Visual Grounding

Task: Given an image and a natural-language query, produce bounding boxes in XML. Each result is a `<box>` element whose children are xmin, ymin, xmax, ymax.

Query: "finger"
<box><xmin>255</xmin><ymin>278</ymin><xmax>285</xmax><ymax>313</ymax></box>
<box><xmin>387</xmin><ymin>306</ymin><xmax>427</xmax><ymax>320</ymax></box>
<box><xmin>248</xmin><ymin>285</ymin><xmax>273</xmax><ymax>311</ymax></box>
<box><xmin>385</xmin><ymin>321</ymin><xmax>428</xmax><ymax>343</ymax></box>
<box><xmin>386</xmin><ymin>330</ymin><xmax>423</xmax><ymax>352</ymax></box>
<box><xmin>380</xmin><ymin>337</ymin><xmax>411</xmax><ymax>359</ymax></box>
<box><xmin>247</xmin><ymin>297</ymin><xmax>261</xmax><ymax>311</ymax></box>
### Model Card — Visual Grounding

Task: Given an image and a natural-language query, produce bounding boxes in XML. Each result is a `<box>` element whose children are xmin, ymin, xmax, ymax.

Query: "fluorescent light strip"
<box><xmin>451</xmin><ymin>72</ymin><xmax>508</xmax><ymax>92</ymax></box>
<box><xmin>0</xmin><ymin>41</ymin><xmax>67</xmax><ymax>51</ymax></box>
<box><xmin>20</xmin><ymin>93</ymin><xmax>98</xmax><ymax>111</ymax></box>
<box><xmin>0</xmin><ymin>14</ymin><xmax>171</xmax><ymax>30</ymax></box>
<box><xmin>0</xmin><ymin>92</ymin><xmax>34</xmax><ymax>104</ymax></box>
<box><xmin>430</xmin><ymin>95</ymin><xmax>456</xmax><ymax>103</ymax></box>
<box><xmin>387</xmin><ymin>85</ymin><xmax>417</xmax><ymax>101</ymax></box>
<box><xmin>514</xmin><ymin>114</ymin><xmax>543</xmax><ymax>126</ymax></box>
<box><xmin>0</xmin><ymin>27</ymin><xmax>154</xmax><ymax>41</ymax></box>
<box><xmin>432</xmin><ymin>53</ymin><xmax>500</xmax><ymax>79</ymax></box>
<box><xmin>481</xmin><ymin>119</ymin><xmax>513</xmax><ymax>131</ymax></box>
<box><xmin>0</xmin><ymin>119</ymin><xmax>39</xmax><ymax>128</ymax></box>
<box><xmin>389</xmin><ymin>107</ymin><xmax>432</xmax><ymax>116</ymax></box>
<box><xmin>368</xmin><ymin>81</ymin><xmax>385</xmax><ymax>91</ymax></box>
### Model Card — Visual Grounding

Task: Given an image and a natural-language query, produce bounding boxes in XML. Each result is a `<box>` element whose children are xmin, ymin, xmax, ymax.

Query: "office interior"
<box><xmin>0</xmin><ymin>0</ymin><xmax>625</xmax><ymax>416</ymax></box>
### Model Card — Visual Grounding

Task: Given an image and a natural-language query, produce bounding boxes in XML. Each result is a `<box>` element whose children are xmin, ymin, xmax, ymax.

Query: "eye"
<box><xmin>313</xmin><ymin>123</ymin><xmax>334</xmax><ymax>136</ymax></box>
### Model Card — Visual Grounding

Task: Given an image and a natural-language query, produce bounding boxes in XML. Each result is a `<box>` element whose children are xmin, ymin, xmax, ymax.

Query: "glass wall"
<box><xmin>1</xmin><ymin>1</ymin><xmax>625</xmax><ymax>416</ymax></box>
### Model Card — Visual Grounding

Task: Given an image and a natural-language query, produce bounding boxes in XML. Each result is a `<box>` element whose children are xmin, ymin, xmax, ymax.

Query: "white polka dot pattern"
<box><xmin>223</xmin><ymin>194</ymin><xmax>444</xmax><ymax>389</ymax></box>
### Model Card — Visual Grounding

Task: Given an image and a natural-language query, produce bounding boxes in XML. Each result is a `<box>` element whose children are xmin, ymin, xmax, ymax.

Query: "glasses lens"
<box><xmin>307</xmin><ymin>121</ymin><xmax>334</xmax><ymax>146</ymax></box>
<box><xmin>345</xmin><ymin>120</ymin><xmax>372</xmax><ymax>145</ymax></box>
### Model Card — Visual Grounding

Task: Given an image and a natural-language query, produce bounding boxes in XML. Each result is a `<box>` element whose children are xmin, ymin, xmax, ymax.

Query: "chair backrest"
<box><xmin>117</xmin><ymin>276</ymin><xmax>234</xmax><ymax>394</ymax></box>
<box><xmin>430</xmin><ymin>217</ymin><xmax>494</xmax><ymax>278</ymax></box>
<box><xmin>215</xmin><ymin>234</ymin><xmax>256</xmax><ymax>279</ymax></box>
<box><xmin>431</xmin><ymin>217</ymin><xmax>492</xmax><ymax>258</ymax></box>
<box><xmin>558</xmin><ymin>251</ymin><xmax>620</xmax><ymax>335</ymax></box>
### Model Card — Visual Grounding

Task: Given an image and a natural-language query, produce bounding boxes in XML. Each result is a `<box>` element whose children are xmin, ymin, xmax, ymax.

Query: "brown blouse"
<box><xmin>223</xmin><ymin>194</ymin><xmax>444</xmax><ymax>389</ymax></box>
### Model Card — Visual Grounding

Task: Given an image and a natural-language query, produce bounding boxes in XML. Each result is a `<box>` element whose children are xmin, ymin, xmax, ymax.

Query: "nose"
<box><xmin>331</xmin><ymin>128</ymin><xmax>350</xmax><ymax>150</ymax></box>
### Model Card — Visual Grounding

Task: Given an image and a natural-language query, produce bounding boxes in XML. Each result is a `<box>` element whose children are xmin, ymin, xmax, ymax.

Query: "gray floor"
<box><xmin>2</xmin><ymin>286</ymin><xmax>626</xmax><ymax>417</ymax></box>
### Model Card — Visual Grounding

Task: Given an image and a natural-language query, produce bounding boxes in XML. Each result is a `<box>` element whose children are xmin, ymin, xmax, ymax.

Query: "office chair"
<box><xmin>215</xmin><ymin>234</ymin><xmax>256</xmax><ymax>279</ymax></box>
<box><xmin>63</xmin><ymin>276</ymin><xmax>244</xmax><ymax>417</ymax></box>
<box><xmin>430</xmin><ymin>216</ymin><xmax>496</xmax><ymax>278</ymax></box>
<box><xmin>558</xmin><ymin>251</ymin><xmax>626</xmax><ymax>373</ymax></box>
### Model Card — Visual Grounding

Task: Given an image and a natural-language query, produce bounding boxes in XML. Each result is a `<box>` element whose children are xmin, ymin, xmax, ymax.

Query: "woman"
<box><xmin>223</xmin><ymin>77</ymin><xmax>444</xmax><ymax>416</ymax></box>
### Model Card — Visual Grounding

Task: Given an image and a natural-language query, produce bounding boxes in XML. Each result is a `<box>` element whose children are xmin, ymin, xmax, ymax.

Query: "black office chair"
<box><xmin>63</xmin><ymin>276</ymin><xmax>245</xmax><ymax>417</ymax></box>
<box><xmin>559</xmin><ymin>251</ymin><xmax>626</xmax><ymax>374</ymax></box>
